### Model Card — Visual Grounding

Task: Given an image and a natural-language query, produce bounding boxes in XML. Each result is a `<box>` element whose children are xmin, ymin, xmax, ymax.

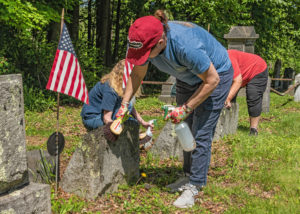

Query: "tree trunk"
<box><xmin>105</xmin><ymin>0</ymin><xmax>112</xmax><ymax>66</ymax></box>
<box><xmin>113</xmin><ymin>0</ymin><xmax>121</xmax><ymax>63</ymax></box>
<box><xmin>96</xmin><ymin>0</ymin><xmax>111</xmax><ymax>65</ymax></box>
<box><xmin>88</xmin><ymin>0</ymin><xmax>92</xmax><ymax>48</ymax></box>
<box><xmin>68</xmin><ymin>0</ymin><xmax>80</xmax><ymax>42</ymax></box>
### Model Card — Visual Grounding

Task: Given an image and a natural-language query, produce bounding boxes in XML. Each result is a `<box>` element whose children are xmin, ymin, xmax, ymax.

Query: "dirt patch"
<box><xmin>26</xmin><ymin>136</ymin><xmax>48</xmax><ymax>147</ymax></box>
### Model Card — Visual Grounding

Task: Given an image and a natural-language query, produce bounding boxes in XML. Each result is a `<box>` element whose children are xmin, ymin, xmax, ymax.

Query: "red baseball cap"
<box><xmin>126</xmin><ymin>16</ymin><xmax>164</xmax><ymax>65</ymax></box>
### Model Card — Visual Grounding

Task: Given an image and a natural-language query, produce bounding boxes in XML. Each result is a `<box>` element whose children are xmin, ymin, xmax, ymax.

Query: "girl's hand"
<box><xmin>141</xmin><ymin>120</ymin><xmax>154</xmax><ymax>131</ymax></box>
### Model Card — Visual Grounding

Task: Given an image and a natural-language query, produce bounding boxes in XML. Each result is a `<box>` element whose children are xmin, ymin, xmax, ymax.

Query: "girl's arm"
<box><xmin>131</xmin><ymin>107</ymin><xmax>154</xmax><ymax>129</ymax></box>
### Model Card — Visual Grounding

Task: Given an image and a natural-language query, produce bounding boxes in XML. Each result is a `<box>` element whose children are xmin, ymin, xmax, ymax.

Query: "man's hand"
<box><xmin>115</xmin><ymin>102</ymin><xmax>129</xmax><ymax>119</ymax></box>
<box><xmin>224</xmin><ymin>99</ymin><xmax>232</xmax><ymax>109</ymax></box>
<box><xmin>165</xmin><ymin>104</ymin><xmax>193</xmax><ymax>124</ymax></box>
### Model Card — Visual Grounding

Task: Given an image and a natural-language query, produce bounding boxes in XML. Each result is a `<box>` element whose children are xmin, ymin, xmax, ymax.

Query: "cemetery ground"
<box><xmin>25</xmin><ymin>94</ymin><xmax>300</xmax><ymax>213</ymax></box>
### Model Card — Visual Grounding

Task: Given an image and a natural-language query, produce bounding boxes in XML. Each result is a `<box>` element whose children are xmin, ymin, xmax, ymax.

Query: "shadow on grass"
<box><xmin>139</xmin><ymin>165</ymin><xmax>183</xmax><ymax>188</ymax></box>
<box><xmin>237</xmin><ymin>125</ymin><xmax>249</xmax><ymax>133</ymax></box>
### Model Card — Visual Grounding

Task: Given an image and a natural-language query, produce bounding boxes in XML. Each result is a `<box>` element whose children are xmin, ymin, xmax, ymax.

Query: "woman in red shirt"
<box><xmin>225</xmin><ymin>49</ymin><xmax>268</xmax><ymax>136</ymax></box>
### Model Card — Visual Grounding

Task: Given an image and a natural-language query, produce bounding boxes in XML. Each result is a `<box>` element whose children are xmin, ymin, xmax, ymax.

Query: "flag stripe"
<box><xmin>64</xmin><ymin>56</ymin><xmax>76</xmax><ymax>95</ymax></box>
<box><xmin>68</xmin><ymin>59</ymin><xmax>79</xmax><ymax>97</ymax></box>
<box><xmin>49</xmin><ymin>50</ymin><xmax>64</xmax><ymax>90</ymax></box>
<box><xmin>46</xmin><ymin>49</ymin><xmax>60</xmax><ymax>90</ymax></box>
<box><xmin>57</xmin><ymin>52</ymin><xmax>71</xmax><ymax>92</ymax></box>
<box><xmin>53</xmin><ymin>51</ymin><xmax>67</xmax><ymax>92</ymax></box>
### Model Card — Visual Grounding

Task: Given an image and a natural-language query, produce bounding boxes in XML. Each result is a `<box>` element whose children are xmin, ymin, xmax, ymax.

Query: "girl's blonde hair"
<box><xmin>100</xmin><ymin>59</ymin><xmax>141</xmax><ymax>97</ymax></box>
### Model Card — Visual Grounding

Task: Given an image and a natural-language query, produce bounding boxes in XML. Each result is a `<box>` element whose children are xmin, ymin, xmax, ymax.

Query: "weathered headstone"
<box><xmin>150</xmin><ymin>103</ymin><xmax>239</xmax><ymax>160</ymax></box>
<box><xmin>0</xmin><ymin>74</ymin><xmax>29</xmax><ymax>194</ymax></box>
<box><xmin>0</xmin><ymin>183</ymin><xmax>51</xmax><ymax>213</ymax></box>
<box><xmin>262</xmin><ymin>76</ymin><xmax>271</xmax><ymax>113</ymax></box>
<box><xmin>0</xmin><ymin>74</ymin><xmax>51</xmax><ymax>214</ymax></box>
<box><xmin>27</xmin><ymin>150</ymin><xmax>55</xmax><ymax>184</ymax></box>
<box><xmin>150</xmin><ymin>121</ymin><xmax>183</xmax><ymax>161</ymax></box>
<box><xmin>61</xmin><ymin>120</ymin><xmax>140</xmax><ymax>199</ymax></box>
<box><xmin>294</xmin><ymin>74</ymin><xmax>300</xmax><ymax>102</ymax></box>
<box><xmin>273</xmin><ymin>59</ymin><xmax>282</xmax><ymax>91</ymax></box>
<box><xmin>224</xmin><ymin>26</ymin><xmax>259</xmax><ymax>53</ymax></box>
<box><xmin>158</xmin><ymin>76</ymin><xmax>176</xmax><ymax>104</ymax></box>
<box><xmin>213</xmin><ymin>103</ymin><xmax>239</xmax><ymax>141</ymax></box>
<box><xmin>283</xmin><ymin>68</ymin><xmax>295</xmax><ymax>93</ymax></box>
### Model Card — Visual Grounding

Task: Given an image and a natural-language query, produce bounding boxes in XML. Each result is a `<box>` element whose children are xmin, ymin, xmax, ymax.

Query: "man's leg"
<box><xmin>246</xmin><ymin>69</ymin><xmax>268</xmax><ymax>135</ymax></box>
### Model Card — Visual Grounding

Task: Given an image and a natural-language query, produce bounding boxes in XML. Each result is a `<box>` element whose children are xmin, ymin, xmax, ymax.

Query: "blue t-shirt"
<box><xmin>149</xmin><ymin>21</ymin><xmax>232</xmax><ymax>86</ymax></box>
<box><xmin>81</xmin><ymin>81</ymin><xmax>122</xmax><ymax>120</ymax></box>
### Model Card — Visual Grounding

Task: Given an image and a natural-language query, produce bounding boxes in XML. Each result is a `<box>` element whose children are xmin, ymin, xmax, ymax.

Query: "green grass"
<box><xmin>25</xmin><ymin>94</ymin><xmax>300</xmax><ymax>213</ymax></box>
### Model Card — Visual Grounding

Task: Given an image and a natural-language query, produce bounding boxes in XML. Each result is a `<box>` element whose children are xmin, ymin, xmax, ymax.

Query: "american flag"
<box><xmin>46</xmin><ymin>23</ymin><xmax>89</xmax><ymax>104</ymax></box>
<box><xmin>122</xmin><ymin>58</ymin><xmax>134</xmax><ymax>88</ymax></box>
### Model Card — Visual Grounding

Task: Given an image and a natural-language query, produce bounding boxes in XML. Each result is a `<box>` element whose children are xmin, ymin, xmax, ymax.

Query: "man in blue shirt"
<box><xmin>115</xmin><ymin>11</ymin><xmax>233</xmax><ymax>208</ymax></box>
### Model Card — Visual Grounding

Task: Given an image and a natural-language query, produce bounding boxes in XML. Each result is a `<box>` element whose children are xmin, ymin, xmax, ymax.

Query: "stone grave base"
<box><xmin>0</xmin><ymin>183</ymin><xmax>51</xmax><ymax>214</ymax></box>
<box><xmin>61</xmin><ymin>120</ymin><xmax>140</xmax><ymax>200</ymax></box>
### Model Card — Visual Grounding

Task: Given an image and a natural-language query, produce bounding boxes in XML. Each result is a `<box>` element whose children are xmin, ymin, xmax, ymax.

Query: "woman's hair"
<box><xmin>100</xmin><ymin>59</ymin><xmax>142</xmax><ymax>97</ymax></box>
<box><xmin>101</xmin><ymin>59</ymin><xmax>125</xmax><ymax>97</ymax></box>
<box><xmin>153</xmin><ymin>10</ymin><xmax>169</xmax><ymax>33</ymax></box>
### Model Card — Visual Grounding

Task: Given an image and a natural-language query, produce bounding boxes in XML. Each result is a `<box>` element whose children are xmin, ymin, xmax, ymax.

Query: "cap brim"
<box><xmin>126</xmin><ymin>48</ymin><xmax>151</xmax><ymax>66</ymax></box>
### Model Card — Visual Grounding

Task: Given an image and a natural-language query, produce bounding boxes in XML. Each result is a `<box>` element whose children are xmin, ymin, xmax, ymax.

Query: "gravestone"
<box><xmin>158</xmin><ymin>76</ymin><xmax>176</xmax><ymax>104</ymax></box>
<box><xmin>282</xmin><ymin>68</ymin><xmax>295</xmax><ymax>93</ymax></box>
<box><xmin>294</xmin><ymin>74</ymin><xmax>300</xmax><ymax>102</ymax></box>
<box><xmin>262</xmin><ymin>76</ymin><xmax>271</xmax><ymax>113</ymax></box>
<box><xmin>273</xmin><ymin>59</ymin><xmax>282</xmax><ymax>91</ymax></box>
<box><xmin>61</xmin><ymin>120</ymin><xmax>140</xmax><ymax>199</ymax></box>
<box><xmin>213</xmin><ymin>103</ymin><xmax>239</xmax><ymax>141</ymax></box>
<box><xmin>150</xmin><ymin>103</ymin><xmax>239</xmax><ymax>160</ymax></box>
<box><xmin>224</xmin><ymin>26</ymin><xmax>259</xmax><ymax>53</ymax></box>
<box><xmin>150</xmin><ymin>121</ymin><xmax>183</xmax><ymax>161</ymax></box>
<box><xmin>0</xmin><ymin>74</ymin><xmax>51</xmax><ymax>214</ymax></box>
<box><xmin>27</xmin><ymin>150</ymin><xmax>56</xmax><ymax>183</ymax></box>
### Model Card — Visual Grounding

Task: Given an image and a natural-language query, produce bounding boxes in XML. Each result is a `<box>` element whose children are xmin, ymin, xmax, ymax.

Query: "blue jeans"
<box><xmin>82</xmin><ymin>114</ymin><xmax>104</xmax><ymax>130</ymax></box>
<box><xmin>176</xmin><ymin>68</ymin><xmax>233</xmax><ymax>187</ymax></box>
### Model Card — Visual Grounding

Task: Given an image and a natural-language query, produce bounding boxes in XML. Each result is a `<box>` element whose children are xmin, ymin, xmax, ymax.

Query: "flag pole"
<box><xmin>55</xmin><ymin>8</ymin><xmax>64</xmax><ymax>193</ymax></box>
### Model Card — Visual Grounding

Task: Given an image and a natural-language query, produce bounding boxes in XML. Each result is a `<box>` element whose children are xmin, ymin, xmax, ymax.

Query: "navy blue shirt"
<box><xmin>149</xmin><ymin>21</ymin><xmax>231</xmax><ymax>85</ymax></box>
<box><xmin>81</xmin><ymin>82</ymin><xmax>122</xmax><ymax>120</ymax></box>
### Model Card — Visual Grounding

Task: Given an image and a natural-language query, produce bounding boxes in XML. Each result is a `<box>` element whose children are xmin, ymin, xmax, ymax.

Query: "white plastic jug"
<box><xmin>175</xmin><ymin>121</ymin><xmax>196</xmax><ymax>152</ymax></box>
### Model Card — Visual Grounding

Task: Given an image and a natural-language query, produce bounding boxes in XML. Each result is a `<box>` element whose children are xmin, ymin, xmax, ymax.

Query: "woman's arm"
<box><xmin>123</xmin><ymin>64</ymin><xmax>148</xmax><ymax>103</ymax></box>
<box><xmin>185</xmin><ymin>63</ymin><xmax>220</xmax><ymax>109</ymax></box>
<box><xmin>224</xmin><ymin>74</ymin><xmax>242</xmax><ymax>108</ymax></box>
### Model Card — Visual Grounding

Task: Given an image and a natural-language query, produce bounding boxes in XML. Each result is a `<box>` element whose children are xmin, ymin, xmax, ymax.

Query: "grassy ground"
<box><xmin>25</xmin><ymin>93</ymin><xmax>300</xmax><ymax>213</ymax></box>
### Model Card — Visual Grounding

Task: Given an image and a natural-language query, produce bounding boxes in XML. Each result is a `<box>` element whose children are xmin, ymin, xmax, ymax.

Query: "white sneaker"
<box><xmin>166</xmin><ymin>175</ymin><xmax>189</xmax><ymax>193</ymax></box>
<box><xmin>173</xmin><ymin>183</ymin><xmax>198</xmax><ymax>208</ymax></box>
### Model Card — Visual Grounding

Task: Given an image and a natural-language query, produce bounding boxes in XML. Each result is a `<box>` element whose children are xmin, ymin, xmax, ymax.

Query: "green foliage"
<box><xmin>29</xmin><ymin>149</ymin><xmax>56</xmax><ymax>184</ymax></box>
<box><xmin>23</xmin><ymin>86</ymin><xmax>56</xmax><ymax>112</ymax></box>
<box><xmin>51</xmin><ymin>193</ymin><xmax>86</xmax><ymax>214</ymax></box>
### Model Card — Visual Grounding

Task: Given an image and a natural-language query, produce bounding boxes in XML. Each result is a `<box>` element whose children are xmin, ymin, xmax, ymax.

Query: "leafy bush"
<box><xmin>23</xmin><ymin>85</ymin><xmax>56</xmax><ymax>112</ymax></box>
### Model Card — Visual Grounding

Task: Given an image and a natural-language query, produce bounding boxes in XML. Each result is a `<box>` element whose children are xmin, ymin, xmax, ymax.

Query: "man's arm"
<box><xmin>224</xmin><ymin>74</ymin><xmax>242</xmax><ymax>108</ymax></box>
<box><xmin>122</xmin><ymin>64</ymin><xmax>148</xmax><ymax>103</ymax></box>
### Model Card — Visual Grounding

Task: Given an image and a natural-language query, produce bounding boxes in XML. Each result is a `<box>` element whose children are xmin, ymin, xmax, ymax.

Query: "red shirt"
<box><xmin>228</xmin><ymin>49</ymin><xmax>267</xmax><ymax>87</ymax></box>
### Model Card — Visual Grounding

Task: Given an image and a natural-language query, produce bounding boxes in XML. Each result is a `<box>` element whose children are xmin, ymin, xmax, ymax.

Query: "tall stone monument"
<box><xmin>224</xmin><ymin>26</ymin><xmax>270</xmax><ymax>112</ymax></box>
<box><xmin>0</xmin><ymin>74</ymin><xmax>51</xmax><ymax>213</ymax></box>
